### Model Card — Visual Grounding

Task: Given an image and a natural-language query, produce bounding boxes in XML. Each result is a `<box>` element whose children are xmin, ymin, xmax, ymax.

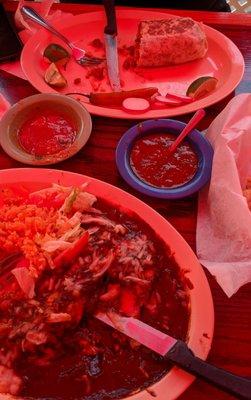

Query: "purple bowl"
<box><xmin>116</xmin><ymin>119</ymin><xmax>213</xmax><ymax>199</ymax></box>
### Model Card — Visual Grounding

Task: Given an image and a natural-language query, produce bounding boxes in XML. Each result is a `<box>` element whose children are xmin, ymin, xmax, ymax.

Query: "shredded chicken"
<box><xmin>81</xmin><ymin>215</ymin><xmax>116</xmax><ymax>228</ymax></box>
<box><xmin>0</xmin><ymin>366</ymin><xmax>21</xmax><ymax>395</ymax></box>
<box><xmin>47</xmin><ymin>313</ymin><xmax>71</xmax><ymax>323</ymax></box>
<box><xmin>26</xmin><ymin>330</ymin><xmax>48</xmax><ymax>345</ymax></box>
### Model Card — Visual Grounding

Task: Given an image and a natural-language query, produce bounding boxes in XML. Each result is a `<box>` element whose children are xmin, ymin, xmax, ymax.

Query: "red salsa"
<box><xmin>18</xmin><ymin>109</ymin><xmax>77</xmax><ymax>157</ymax></box>
<box><xmin>130</xmin><ymin>133</ymin><xmax>199</xmax><ymax>188</ymax></box>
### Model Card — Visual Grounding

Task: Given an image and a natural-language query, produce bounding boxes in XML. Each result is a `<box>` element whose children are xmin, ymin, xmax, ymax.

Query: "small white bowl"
<box><xmin>0</xmin><ymin>93</ymin><xmax>92</xmax><ymax>165</ymax></box>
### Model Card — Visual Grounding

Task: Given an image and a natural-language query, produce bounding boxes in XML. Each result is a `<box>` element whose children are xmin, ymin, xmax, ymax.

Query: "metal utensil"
<box><xmin>103</xmin><ymin>0</ymin><xmax>121</xmax><ymax>91</ymax></box>
<box><xmin>21</xmin><ymin>6</ymin><xmax>104</xmax><ymax>66</ymax></box>
<box><xmin>96</xmin><ymin>312</ymin><xmax>251</xmax><ymax>400</ymax></box>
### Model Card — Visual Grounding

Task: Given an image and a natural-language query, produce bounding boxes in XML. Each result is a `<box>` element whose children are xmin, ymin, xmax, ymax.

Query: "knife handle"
<box><xmin>167</xmin><ymin>340</ymin><xmax>251</xmax><ymax>399</ymax></box>
<box><xmin>103</xmin><ymin>0</ymin><xmax>117</xmax><ymax>36</ymax></box>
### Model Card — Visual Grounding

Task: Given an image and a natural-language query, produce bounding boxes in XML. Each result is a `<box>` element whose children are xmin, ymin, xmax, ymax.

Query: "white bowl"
<box><xmin>0</xmin><ymin>93</ymin><xmax>92</xmax><ymax>165</ymax></box>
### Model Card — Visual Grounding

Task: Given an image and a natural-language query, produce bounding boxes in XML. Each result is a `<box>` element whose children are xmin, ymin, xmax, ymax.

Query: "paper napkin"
<box><xmin>197</xmin><ymin>93</ymin><xmax>251</xmax><ymax>297</ymax></box>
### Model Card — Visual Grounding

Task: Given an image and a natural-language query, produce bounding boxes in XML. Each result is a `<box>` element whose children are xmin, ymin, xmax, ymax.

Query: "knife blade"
<box><xmin>96</xmin><ymin>312</ymin><xmax>176</xmax><ymax>356</ymax></box>
<box><xmin>96</xmin><ymin>312</ymin><xmax>251</xmax><ymax>400</ymax></box>
<box><xmin>103</xmin><ymin>0</ymin><xmax>121</xmax><ymax>92</ymax></box>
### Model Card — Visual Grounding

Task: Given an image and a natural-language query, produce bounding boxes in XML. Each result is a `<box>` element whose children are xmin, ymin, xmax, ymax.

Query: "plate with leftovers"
<box><xmin>20</xmin><ymin>9</ymin><xmax>244</xmax><ymax>119</ymax></box>
<box><xmin>0</xmin><ymin>168</ymin><xmax>214</xmax><ymax>400</ymax></box>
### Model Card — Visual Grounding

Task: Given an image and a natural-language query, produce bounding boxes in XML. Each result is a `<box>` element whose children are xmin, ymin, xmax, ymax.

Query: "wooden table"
<box><xmin>0</xmin><ymin>3</ymin><xmax>251</xmax><ymax>399</ymax></box>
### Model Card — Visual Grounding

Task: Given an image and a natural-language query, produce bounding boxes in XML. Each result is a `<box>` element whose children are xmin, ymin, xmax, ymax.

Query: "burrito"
<box><xmin>135</xmin><ymin>17</ymin><xmax>208</xmax><ymax>67</ymax></box>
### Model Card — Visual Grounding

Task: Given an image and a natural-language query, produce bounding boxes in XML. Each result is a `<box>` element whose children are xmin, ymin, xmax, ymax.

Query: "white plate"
<box><xmin>21</xmin><ymin>9</ymin><xmax>244</xmax><ymax>119</ymax></box>
<box><xmin>0</xmin><ymin>168</ymin><xmax>214</xmax><ymax>400</ymax></box>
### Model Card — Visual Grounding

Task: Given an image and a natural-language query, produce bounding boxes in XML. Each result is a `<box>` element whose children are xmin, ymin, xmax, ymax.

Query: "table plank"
<box><xmin>0</xmin><ymin>5</ymin><xmax>250</xmax><ymax>400</ymax></box>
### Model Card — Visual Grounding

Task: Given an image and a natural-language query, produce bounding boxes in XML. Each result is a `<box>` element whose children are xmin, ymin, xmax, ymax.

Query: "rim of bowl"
<box><xmin>0</xmin><ymin>93</ymin><xmax>92</xmax><ymax>166</ymax></box>
<box><xmin>116</xmin><ymin>119</ymin><xmax>214</xmax><ymax>199</ymax></box>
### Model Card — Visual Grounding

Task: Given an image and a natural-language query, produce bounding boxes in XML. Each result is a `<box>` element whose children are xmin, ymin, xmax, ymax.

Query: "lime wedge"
<box><xmin>43</xmin><ymin>44</ymin><xmax>70</xmax><ymax>64</ymax></box>
<box><xmin>44</xmin><ymin>63</ymin><xmax>67</xmax><ymax>88</ymax></box>
<box><xmin>186</xmin><ymin>76</ymin><xmax>218</xmax><ymax>99</ymax></box>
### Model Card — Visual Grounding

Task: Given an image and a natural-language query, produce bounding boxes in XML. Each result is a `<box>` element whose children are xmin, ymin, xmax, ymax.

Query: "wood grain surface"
<box><xmin>0</xmin><ymin>4</ymin><xmax>250</xmax><ymax>399</ymax></box>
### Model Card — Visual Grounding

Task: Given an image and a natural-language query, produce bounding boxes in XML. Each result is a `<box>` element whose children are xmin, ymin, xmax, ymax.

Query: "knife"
<box><xmin>96</xmin><ymin>312</ymin><xmax>251</xmax><ymax>400</ymax></box>
<box><xmin>103</xmin><ymin>0</ymin><xmax>121</xmax><ymax>92</ymax></box>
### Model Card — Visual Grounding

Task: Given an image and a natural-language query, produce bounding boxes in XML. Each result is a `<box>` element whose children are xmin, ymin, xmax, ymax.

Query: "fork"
<box><xmin>21</xmin><ymin>6</ymin><xmax>105</xmax><ymax>65</ymax></box>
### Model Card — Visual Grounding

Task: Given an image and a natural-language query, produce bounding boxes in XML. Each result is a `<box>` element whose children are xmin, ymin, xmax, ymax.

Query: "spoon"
<box><xmin>166</xmin><ymin>108</ymin><xmax>206</xmax><ymax>157</ymax></box>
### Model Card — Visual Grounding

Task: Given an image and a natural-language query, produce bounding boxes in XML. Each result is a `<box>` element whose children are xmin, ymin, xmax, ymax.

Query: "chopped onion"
<box><xmin>11</xmin><ymin>266</ymin><xmax>35</xmax><ymax>299</ymax></box>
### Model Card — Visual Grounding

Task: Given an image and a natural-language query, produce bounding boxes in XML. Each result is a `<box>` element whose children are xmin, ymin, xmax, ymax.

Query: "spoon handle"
<box><xmin>168</xmin><ymin>108</ymin><xmax>206</xmax><ymax>155</ymax></box>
